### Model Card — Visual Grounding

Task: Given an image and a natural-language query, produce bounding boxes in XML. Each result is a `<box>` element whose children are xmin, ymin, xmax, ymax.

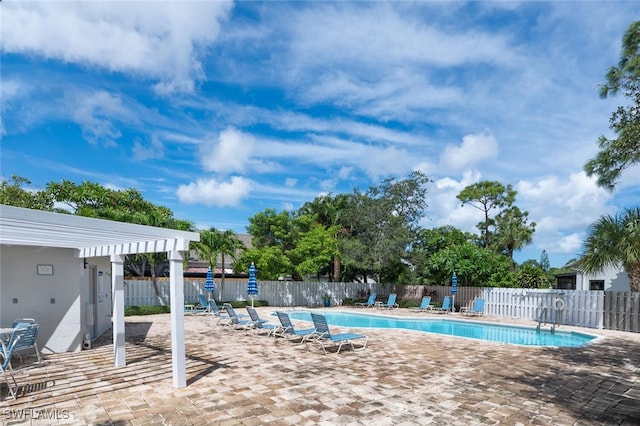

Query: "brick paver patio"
<box><xmin>1</xmin><ymin>308</ymin><xmax>639</xmax><ymax>425</ymax></box>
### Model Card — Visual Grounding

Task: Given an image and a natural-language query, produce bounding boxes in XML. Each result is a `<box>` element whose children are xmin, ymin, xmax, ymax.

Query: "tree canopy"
<box><xmin>0</xmin><ymin>175</ymin><xmax>54</xmax><ymax>210</ymax></box>
<box><xmin>456</xmin><ymin>181</ymin><xmax>516</xmax><ymax>248</ymax></box>
<box><xmin>242</xmin><ymin>172</ymin><xmax>431</xmax><ymax>283</ymax></box>
<box><xmin>2</xmin><ymin>174</ymin><xmax>555</xmax><ymax>289</ymax></box>
<box><xmin>585</xmin><ymin>20</ymin><xmax>640</xmax><ymax>191</ymax></box>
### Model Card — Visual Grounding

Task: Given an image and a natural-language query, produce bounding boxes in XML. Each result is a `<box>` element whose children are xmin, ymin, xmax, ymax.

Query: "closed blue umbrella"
<box><xmin>451</xmin><ymin>272</ymin><xmax>458</xmax><ymax>313</ymax></box>
<box><xmin>205</xmin><ymin>266</ymin><xmax>215</xmax><ymax>298</ymax></box>
<box><xmin>247</xmin><ymin>262</ymin><xmax>258</xmax><ymax>307</ymax></box>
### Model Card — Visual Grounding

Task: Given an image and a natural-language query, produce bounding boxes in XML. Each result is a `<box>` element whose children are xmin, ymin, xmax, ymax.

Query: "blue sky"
<box><xmin>1</xmin><ymin>2</ymin><xmax>639</xmax><ymax>268</ymax></box>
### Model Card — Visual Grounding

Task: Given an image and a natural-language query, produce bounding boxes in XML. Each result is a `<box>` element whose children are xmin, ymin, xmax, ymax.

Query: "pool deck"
<box><xmin>2</xmin><ymin>307</ymin><xmax>639</xmax><ymax>425</ymax></box>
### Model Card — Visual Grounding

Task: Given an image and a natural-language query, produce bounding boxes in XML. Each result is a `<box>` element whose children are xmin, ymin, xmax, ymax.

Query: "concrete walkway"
<box><xmin>1</xmin><ymin>308</ymin><xmax>639</xmax><ymax>425</ymax></box>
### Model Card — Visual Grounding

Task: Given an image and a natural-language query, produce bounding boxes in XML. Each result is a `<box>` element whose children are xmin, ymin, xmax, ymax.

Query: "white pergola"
<box><xmin>0</xmin><ymin>205</ymin><xmax>200</xmax><ymax>388</ymax></box>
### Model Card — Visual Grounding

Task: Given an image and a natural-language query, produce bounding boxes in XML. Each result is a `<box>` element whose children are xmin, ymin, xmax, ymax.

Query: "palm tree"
<box><xmin>192</xmin><ymin>227</ymin><xmax>245</xmax><ymax>300</ymax></box>
<box><xmin>492</xmin><ymin>206</ymin><xmax>536</xmax><ymax>270</ymax></box>
<box><xmin>580</xmin><ymin>207</ymin><xmax>640</xmax><ymax>292</ymax></box>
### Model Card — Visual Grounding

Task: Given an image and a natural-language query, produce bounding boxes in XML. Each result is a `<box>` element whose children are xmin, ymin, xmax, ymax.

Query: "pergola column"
<box><xmin>111</xmin><ymin>254</ymin><xmax>126</xmax><ymax>367</ymax></box>
<box><xmin>169</xmin><ymin>249</ymin><xmax>186</xmax><ymax>388</ymax></box>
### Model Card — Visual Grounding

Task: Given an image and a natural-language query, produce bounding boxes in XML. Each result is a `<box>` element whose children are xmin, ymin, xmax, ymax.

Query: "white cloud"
<box><xmin>420</xmin><ymin>169</ymin><xmax>611</xmax><ymax>262</ymax></box>
<box><xmin>0</xmin><ymin>79</ymin><xmax>26</xmax><ymax>135</ymax></box>
<box><xmin>282</xmin><ymin>202</ymin><xmax>294</xmax><ymax>211</ymax></box>
<box><xmin>0</xmin><ymin>78</ymin><xmax>25</xmax><ymax>105</ymax></box>
<box><xmin>439</xmin><ymin>131</ymin><xmax>498</xmax><ymax>174</ymax></box>
<box><xmin>424</xmin><ymin>171</ymin><xmax>484</xmax><ymax>233</ymax></box>
<box><xmin>68</xmin><ymin>90</ymin><xmax>129</xmax><ymax>146</ymax></box>
<box><xmin>288</xmin><ymin>3</ymin><xmax>516</xmax><ymax>72</ymax></box>
<box><xmin>518</xmin><ymin>172</ymin><xmax>611</xmax><ymax>225</ymax></box>
<box><xmin>360</xmin><ymin>146</ymin><xmax>412</xmax><ymax>180</ymax></box>
<box><xmin>337</xmin><ymin>167</ymin><xmax>352</xmax><ymax>180</ymax></box>
<box><xmin>514</xmin><ymin>172</ymin><xmax>612</xmax><ymax>258</ymax></box>
<box><xmin>200</xmin><ymin>127</ymin><xmax>254</xmax><ymax>174</ymax></box>
<box><xmin>1</xmin><ymin>2</ymin><xmax>233</xmax><ymax>94</ymax></box>
<box><xmin>285</xmin><ymin>178</ymin><xmax>297</xmax><ymax>187</ymax></box>
<box><xmin>176</xmin><ymin>176</ymin><xmax>251</xmax><ymax>207</ymax></box>
<box><xmin>132</xmin><ymin>136</ymin><xmax>164</xmax><ymax>162</ymax></box>
<box><xmin>413</xmin><ymin>161</ymin><xmax>438</xmax><ymax>177</ymax></box>
<box><xmin>551</xmin><ymin>233</ymin><xmax>584</xmax><ymax>257</ymax></box>
<box><xmin>303</xmin><ymin>70</ymin><xmax>462</xmax><ymax>122</ymax></box>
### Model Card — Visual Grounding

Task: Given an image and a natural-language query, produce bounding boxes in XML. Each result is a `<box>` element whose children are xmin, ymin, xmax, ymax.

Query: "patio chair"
<box><xmin>307</xmin><ymin>312</ymin><xmax>368</xmax><ymax>354</ymax></box>
<box><xmin>410</xmin><ymin>296</ymin><xmax>433</xmax><ymax>312</ymax></box>
<box><xmin>203</xmin><ymin>299</ymin><xmax>231</xmax><ymax>325</ymax></box>
<box><xmin>378</xmin><ymin>293</ymin><xmax>399</xmax><ymax>309</ymax></box>
<box><xmin>460</xmin><ymin>298</ymin><xmax>485</xmax><ymax>316</ymax></box>
<box><xmin>274</xmin><ymin>311</ymin><xmax>316</xmax><ymax>343</ymax></box>
<box><xmin>1</xmin><ymin>330</ymin><xmax>26</xmax><ymax>399</ymax></box>
<box><xmin>355</xmin><ymin>293</ymin><xmax>377</xmax><ymax>308</ymax></box>
<box><xmin>198</xmin><ymin>295</ymin><xmax>211</xmax><ymax>310</ymax></box>
<box><xmin>246</xmin><ymin>307</ymin><xmax>281</xmax><ymax>336</ymax></box>
<box><xmin>184</xmin><ymin>295</ymin><xmax>209</xmax><ymax>316</ymax></box>
<box><xmin>8</xmin><ymin>323</ymin><xmax>40</xmax><ymax>365</ymax></box>
<box><xmin>11</xmin><ymin>318</ymin><xmax>36</xmax><ymax>328</ymax></box>
<box><xmin>431</xmin><ymin>296</ymin><xmax>452</xmax><ymax>314</ymax></box>
<box><xmin>223</xmin><ymin>305</ymin><xmax>255</xmax><ymax>331</ymax></box>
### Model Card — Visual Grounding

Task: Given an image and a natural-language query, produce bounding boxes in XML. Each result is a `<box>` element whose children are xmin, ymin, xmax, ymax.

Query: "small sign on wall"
<box><xmin>37</xmin><ymin>264</ymin><xmax>54</xmax><ymax>275</ymax></box>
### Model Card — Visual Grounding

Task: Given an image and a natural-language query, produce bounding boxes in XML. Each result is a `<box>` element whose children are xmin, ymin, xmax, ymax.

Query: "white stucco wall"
<box><xmin>575</xmin><ymin>264</ymin><xmax>630</xmax><ymax>291</ymax></box>
<box><xmin>0</xmin><ymin>245</ymin><xmax>113</xmax><ymax>353</ymax></box>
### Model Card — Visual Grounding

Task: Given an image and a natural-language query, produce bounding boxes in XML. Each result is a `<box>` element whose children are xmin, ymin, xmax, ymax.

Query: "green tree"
<box><xmin>426</xmin><ymin>242</ymin><xmax>513</xmax><ymax>287</ymax></box>
<box><xmin>246</xmin><ymin>208</ymin><xmax>296</xmax><ymax>250</ymax></box>
<box><xmin>244</xmin><ymin>209</ymin><xmax>298</xmax><ymax>279</ymax></box>
<box><xmin>239</xmin><ymin>246</ymin><xmax>293</xmax><ymax>281</ymax></box>
<box><xmin>410</xmin><ymin>226</ymin><xmax>476</xmax><ymax>284</ymax></box>
<box><xmin>192</xmin><ymin>227</ymin><xmax>244</xmax><ymax>300</ymax></box>
<box><xmin>0</xmin><ymin>175</ymin><xmax>54</xmax><ymax>210</ymax></box>
<box><xmin>492</xmin><ymin>206</ymin><xmax>536</xmax><ymax>269</ymax></box>
<box><xmin>288</xmin><ymin>216</ymin><xmax>340</xmax><ymax>279</ymax></box>
<box><xmin>579</xmin><ymin>207</ymin><xmax>640</xmax><ymax>292</ymax></box>
<box><xmin>298</xmin><ymin>193</ymin><xmax>352</xmax><ymax>281</ymax></box>
<box><xmin>516</xmin><ymin>263</ymin><xmax>552</xmax><ymax>289</ymax></box>
<box><xmin>47</xmin><ymin>180</ymin><xmax>193</xmax><ymax>305</ymax></box>
<box><xmin>340</xmin><ymin>171</ymin><xmax>430</xmax><ymax>283</ymax></box>
<box><xmin>539</xmin><ymin>250</ymin><xmax>550</xmax><ymax>272</ymax></box>
<box><xmin>585</xmin><ymin>21</ymin><xmax>640</xmax><ymax>190</ymax></box>
<box><xmin>457</xmin><ymin>181</ymin><xmax>516</xmax><ymax>248</ymax></box>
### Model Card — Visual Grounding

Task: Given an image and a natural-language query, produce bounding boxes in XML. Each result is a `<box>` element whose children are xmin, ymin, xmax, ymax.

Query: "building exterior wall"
<box><xmin>0</xmin><ymin>245</ymin><xmax>113</xmax><ymax>353</ymax></box>
<box><xmin>577</xmin><ymin>265</ymin><xmax>629</xmax><ymax>291</ymax></box>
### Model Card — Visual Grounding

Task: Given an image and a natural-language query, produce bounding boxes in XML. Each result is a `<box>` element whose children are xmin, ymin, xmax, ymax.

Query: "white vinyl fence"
<box><xmin>124</xmin><ymin>278</ymin><xmax>385</xmax><ymax>308</ymax></box>
<box><xmin>124</xmin><ymin>279</ymin><xmax>639</xmax><ymax>332</ymax></box>
<box><xmin>482</xmin><ymin>288</ymin><xmax>604</xmax><ymax>329</ymax></box>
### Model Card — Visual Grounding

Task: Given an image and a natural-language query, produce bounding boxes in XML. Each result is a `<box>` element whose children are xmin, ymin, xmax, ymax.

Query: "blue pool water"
<box><xmin>285</xmin><ymin>311</ymin><xmax>597</xmax><ymax>347</ymax></box>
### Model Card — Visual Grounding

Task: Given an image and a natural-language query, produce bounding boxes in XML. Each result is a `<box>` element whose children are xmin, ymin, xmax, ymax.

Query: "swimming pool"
<box><xmin>285</xmin><ymin>311</ymin><xmax>598</xmax><ymax>347</ymax></box>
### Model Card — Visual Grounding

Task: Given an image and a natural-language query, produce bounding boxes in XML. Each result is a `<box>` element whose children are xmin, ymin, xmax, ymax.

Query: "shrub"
<box><xmin>125</xmin><ymin>305</ymin><xmax>171</xmax><ymax>316</ymax></box>
<box><xmin>398</xmin><ymin>300</ymin><xmax>417</xmax><ymax>308</ymax></box>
